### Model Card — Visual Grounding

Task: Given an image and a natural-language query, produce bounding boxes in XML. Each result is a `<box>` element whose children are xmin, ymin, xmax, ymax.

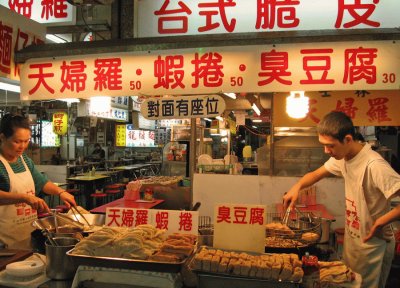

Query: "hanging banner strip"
<box><xmin>20</xmin><ymin>41</ymin><xmax>400</xmax><ymax>100</ymax></box>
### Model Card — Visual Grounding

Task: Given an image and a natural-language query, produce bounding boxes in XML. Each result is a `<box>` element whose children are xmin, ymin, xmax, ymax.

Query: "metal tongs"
<box><xmin>282</xmin><ymin>206</ymin><xmax>292</xmax><ymax>226</ymax></box>
<box><xmin>69</xmin><ymin>205</ymin><xmax>92</xmax><ymax>229</ymax></box>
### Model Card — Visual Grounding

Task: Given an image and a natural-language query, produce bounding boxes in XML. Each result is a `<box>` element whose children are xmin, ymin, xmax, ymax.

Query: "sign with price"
<box><xmin>21</xmin><ymin>41</ymin><xmax>399</xmax><ymax>100</ymax></box>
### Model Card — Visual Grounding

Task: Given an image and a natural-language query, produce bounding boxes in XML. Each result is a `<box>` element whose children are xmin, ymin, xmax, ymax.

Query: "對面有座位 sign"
<box><xmin>213</xmin><ymin>203</ymin><xmax>266</xmax><ymax>253</ymax></box>
<box><xmin>140</xmin><ymin>95</ymin><xmax>226</xmax><ymax>120</ymax></box>
<box><xmin>105</xmin><ymin>208</ymin><xmax>199</xmax><ymax>235</ymax></box>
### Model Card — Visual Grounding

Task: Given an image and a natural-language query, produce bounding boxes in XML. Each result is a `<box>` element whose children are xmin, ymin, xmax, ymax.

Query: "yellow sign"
<box><xmin>52</xmin><ymin>112</ymin><xmax>68</xmax><ymax>136</ymax></box>
<box><xmin>274</xmin><ymin>90</ymin><xmax>400</xmax><ymax>127</ymax></box>
<box><xmin>115</xmin><ymin>124</ymin><xmax>126</xmax><ymax>147</ymax></box>
<box><xmin>213</xmin><ymin>203</ymin><xmax>266</xmax><ymax>253</ymax></box>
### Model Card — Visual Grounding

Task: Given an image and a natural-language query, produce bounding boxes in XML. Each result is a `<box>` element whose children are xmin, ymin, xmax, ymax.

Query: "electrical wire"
<box><xmin>240</xmin><ymin>124</ymin><xmax>268</xmax><ymax>137</ymax></box>
<box><xmin>80</xmin><ymin>6</ymin><xmax>106</xmax><ymax>41</ymax></box>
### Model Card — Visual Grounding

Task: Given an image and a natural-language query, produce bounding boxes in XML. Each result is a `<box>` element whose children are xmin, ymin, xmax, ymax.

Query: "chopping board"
<box><xmin>0</xmin><ymin>249</ymin><xmax>33</xmax><ymax>271</ymax></box>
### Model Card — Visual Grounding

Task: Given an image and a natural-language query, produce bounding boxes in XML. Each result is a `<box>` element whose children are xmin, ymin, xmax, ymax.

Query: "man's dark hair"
<box><xmin>317</xmin><ymin>111</ymin><xmax>355</xmax><ymax>142</ymax></box>
<box><xmin>0</xmin><ymin>113</ymin><xmax>31</xmax><ymax>138</ymax></box>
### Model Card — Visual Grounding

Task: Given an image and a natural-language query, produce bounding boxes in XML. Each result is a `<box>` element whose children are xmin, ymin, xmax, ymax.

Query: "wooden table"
<box><xmin>66</xmin><ymin>174</ymin><xmax>111</xmax><ymax>209</ymax></box>
<box><xmin>110</xmin><ymin>164</ymin><xmax>156</xmax><ymax>180</ymax></box>
<box><xmin>90</xmin><ymin>198</ymin><xmax>164</xmax><ymax>214</ymax></box>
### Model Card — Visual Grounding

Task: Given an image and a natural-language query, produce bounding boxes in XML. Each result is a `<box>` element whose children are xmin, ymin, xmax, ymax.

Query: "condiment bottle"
<box><xmin>302</xmin><ymin>252</ymin><xmax>320</xmax><ymax>288</ymax></box>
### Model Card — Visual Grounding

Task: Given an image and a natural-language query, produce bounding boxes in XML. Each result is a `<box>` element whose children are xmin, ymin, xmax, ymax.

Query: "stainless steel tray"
<box><xmin>66</xmin><ymin>248</ymin><xmax>187</xmax><ymax>273</ymax></box>
<box><xmin>196</xmin><ymin>273</ymin><xmax>300</xmax><ymax>288</ymax></box>
<box><xmin>188</xmin><ymin>246</ymin><xmax>301</xmax><ymax>287</ymax></box>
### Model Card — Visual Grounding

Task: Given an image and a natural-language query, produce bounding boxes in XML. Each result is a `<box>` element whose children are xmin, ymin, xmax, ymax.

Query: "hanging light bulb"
<box><xmin>89</xmin><ymin>96</ymin><xmax>111</xmax><ymax>114</ymax></box>
<box><xmin>286</xmin><ymin>91</ymin><xmax>309</xmax><ymax>119</ymax></box>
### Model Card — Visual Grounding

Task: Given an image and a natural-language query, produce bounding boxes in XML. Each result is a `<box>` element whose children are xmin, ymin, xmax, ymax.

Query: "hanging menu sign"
<box><xmin>136</xmin><ymin>0</ymin><xmax>400</xmax><ymax>37</ymax></box>
<box><xmin>21</xmin><ymin>41</ymin><xmax>400</xmax><ymax>100</ymax></box>
<box><xmin>141</xmin><ymin>95</ymin><xmax>226</xmax><ymax>120</ymax></box>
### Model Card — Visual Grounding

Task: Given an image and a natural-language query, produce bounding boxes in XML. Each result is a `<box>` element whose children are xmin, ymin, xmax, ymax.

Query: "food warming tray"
<box><xmin>66</xmin><ymin>248</ymin><xmax>187</xmax><ymax>273</ymax></box>
<box><xmin>188</xmin><ymin>246</ymin><xmax>301</xmax><ymax>288</ymax></box>
<box><xmin>195</xmin><ymin>273</ymin><xmax>300</xmax><ymax>288</ymax></box>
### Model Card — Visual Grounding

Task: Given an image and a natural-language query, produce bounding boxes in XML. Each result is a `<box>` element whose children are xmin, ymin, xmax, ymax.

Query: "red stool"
<box><xmin>90</xmin><ymin>193</ymin><xmax>107</xmax><ymax>208</ymax></box>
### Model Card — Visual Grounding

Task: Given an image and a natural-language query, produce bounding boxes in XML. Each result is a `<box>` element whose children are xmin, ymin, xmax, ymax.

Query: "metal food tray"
<box><xmin>265</xmin><ymin>211</ymin><xmax>321</xmax><ymax>243</ymax></box>
<box><xmin>196</xmin><ymin>273</ymin><xmax>300</xmax><ymax>288</ymax></box>
<box><xmin>188</xmin><ymin>246</ymin><xmax>301</xmax><ymax>288</ymax></box>
<box><xmin>66</xmin><ymin>248</ymin><xmax>187</xmax><ymax>273</ymax></box>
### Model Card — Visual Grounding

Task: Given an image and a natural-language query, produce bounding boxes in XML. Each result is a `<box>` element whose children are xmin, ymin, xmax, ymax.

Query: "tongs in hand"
<box><xmin>70</xmin><ymin>206</ymin><xmax>92</xmax><ymax>228</ymax></box>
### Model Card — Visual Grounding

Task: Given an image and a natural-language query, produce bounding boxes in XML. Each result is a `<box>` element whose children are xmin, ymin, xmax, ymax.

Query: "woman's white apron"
<box><xmin>0</xmin><ymin>155</ymin><xmax>36</xmax><ymax>249</ymax></box>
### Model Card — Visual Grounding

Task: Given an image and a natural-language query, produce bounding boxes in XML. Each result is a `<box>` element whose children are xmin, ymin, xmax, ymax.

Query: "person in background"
<box><xmin>90</xmin><ymin>143</ymin><xmax>105</xmax><ymax>161</ymax></box>
<box><xmin>0</xmin><ymin>114</ymin><xmax>76</xmax><ymax>249</ymax></box>
<box><xmin>283</xmin><ymin>111</ymin><xmax>400</xmax><ymax>288</ymax></box>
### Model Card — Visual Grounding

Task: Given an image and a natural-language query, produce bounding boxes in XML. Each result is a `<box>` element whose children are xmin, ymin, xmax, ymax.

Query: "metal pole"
<box><xmin>189</xmin><ymin>118</ymin><xmax>196</xmax><ymax>209</ymax></box>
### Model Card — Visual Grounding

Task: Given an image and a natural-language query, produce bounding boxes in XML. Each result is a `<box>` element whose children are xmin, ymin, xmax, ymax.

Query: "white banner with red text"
<box><xmin>20</xmin><ymin>40</ymin><xmax>400</xmax><ymax>100</ymax></box>
<box><xmin>105</xmin><ymin>207</ymin><xmax>199</xmax><ymax>235</ymax></box>
<box><xmin>136</xmin><ymin>0</ymin><xmax>400</xmax><ymax>37</ymax></box>
<box><xmin>0</xmin><ymin>6</ymin><xmax>45</xmax><ymax>81</ymax></box>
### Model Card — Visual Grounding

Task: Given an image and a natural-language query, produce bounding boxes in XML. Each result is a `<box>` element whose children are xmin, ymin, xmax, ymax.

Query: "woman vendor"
<box><xmin>0</xmin><ymin>114</ymin><xmax>76</xmax><ymax>249</ymax></box>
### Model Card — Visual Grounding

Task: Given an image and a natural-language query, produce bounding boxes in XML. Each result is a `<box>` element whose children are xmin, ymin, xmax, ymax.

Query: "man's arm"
<box><xmin>283</xmin><ymin>165</ymin><xmax>332</xmax><ymax>210</ymax></box>
<box><xmin>364</xmin><ymin>190</ymin><xmax>400</xmax><ymax>242</ymax></box>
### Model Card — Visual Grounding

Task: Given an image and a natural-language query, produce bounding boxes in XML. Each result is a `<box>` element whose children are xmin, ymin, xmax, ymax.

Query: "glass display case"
<box><xmin>161</xmin><ymin>141</ymin><xmax>189</xmax><ymax>177</ymax></box>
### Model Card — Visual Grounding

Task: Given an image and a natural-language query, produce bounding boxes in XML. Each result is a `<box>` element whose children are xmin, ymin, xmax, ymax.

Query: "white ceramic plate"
<box><xmin>198</xmin><ymin>154</ymin><xmax>212</xmax><ymax>165</ymax></box>
<box><xmin>6</xmin><ymin>260</ymin><xmax>44</xmax><ymax>277</ymax></box>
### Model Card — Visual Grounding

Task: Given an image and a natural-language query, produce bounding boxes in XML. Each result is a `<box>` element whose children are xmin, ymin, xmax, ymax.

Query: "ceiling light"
<box><xmin>216</xmin><ymin>116</ymin><xmax>224</xmax><ymax>121</ymax></box>
<box><xmin>0</xmin><ymin>81</ymin><xmax>20</xmax><ymax>93</ymax></box>
<box><xmin>223</xmin><ymin>92</ymin><xmax>236</xmax><ymax>99</ymax></box>
<box><xmin>252</xmin><ymin>125</ymin><xmax>257</xmax><ymax>129</ymax></box>
<box><xmin>46</xmin><ymin>34</ymin><xmax>67</xmax><ymax>43</ymax></box>
<box><xmin>286</xmin><ymin>91</ymin><xmax>309</xmax><ymax>119</ymax></box>
<box><xmin>252</xmin><ymin>119</ymin><xmax>262</xmax><ymax>123</ymax></box>
<box><xmin>204</xmin><ymin>118</ymin><xmax>212</xmax><ymax>122</ymax></box>
<box><xmin>252</xmin><ymin>103</ymin><xmax>261</xmax><ymax>116</ymax></box>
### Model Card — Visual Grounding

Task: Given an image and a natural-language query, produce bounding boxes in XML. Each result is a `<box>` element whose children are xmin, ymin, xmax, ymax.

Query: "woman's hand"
<box><xmin>23</xmin><ymin>194</ymin><xmax>50</xmax><ymax>213</ymax></box>
<box><xmin>59</xmin><ymin>191</ymin><xmax>77</xmax><ymax>208</ymax></box>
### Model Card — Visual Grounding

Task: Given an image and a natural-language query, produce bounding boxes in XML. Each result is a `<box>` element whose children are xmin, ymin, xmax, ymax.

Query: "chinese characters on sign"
<box><xmin>213</xmin><ymin>204</ymin><xmax>266</xmax><ymax>253</ymax></box>
<box><xmin>89</xmin><ymin>107</ymin><xmax>129</xmax><ymax>121</ymax></box>
<box><xmin>141</xmin><ymin>95</ymin><xmax>226</xmax><ymax>119</ymax></box>
<box><xmin>273</xmin><ymin>90</ymin><xmax>400</xmax><ymax>127</ymax></box>
<box><xmin>105</xmin><ymin>208</ymin><xmax>199</xmax><ymax>235</ymax></box>
<box><xmin>0</xmin><ymin>6</ymin><xmax>45</xmax><ymax>80</ymax></box>
<box><xmin>20</xmin><ymin>41</ymin><xmax>400</xmax><ymax>100</ymax></box>
<box><xmin>137</xmin><ymin>0</ymin><xmax>400</xmax><ymax>37</ymax></box>
<box><xmin>52</xmin><ymin>111</ymin><xmax>68</xmax><ymax>136</ymax></box>
<box><xmin>0</xmin><ymin>0</ymin><xmax>75</xmax><ymax>25</ymax></box>
<box><xmin>115</xmin><ymin>124</ymin><xmax>126</xmax><ymax>147</ymax></box>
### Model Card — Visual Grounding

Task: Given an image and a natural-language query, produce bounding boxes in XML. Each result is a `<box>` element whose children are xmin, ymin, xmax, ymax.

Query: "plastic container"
<box><xmin>124</xmin><ymin>189</ymin><xmax>140</xmax><ymax>201</ymax></box>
